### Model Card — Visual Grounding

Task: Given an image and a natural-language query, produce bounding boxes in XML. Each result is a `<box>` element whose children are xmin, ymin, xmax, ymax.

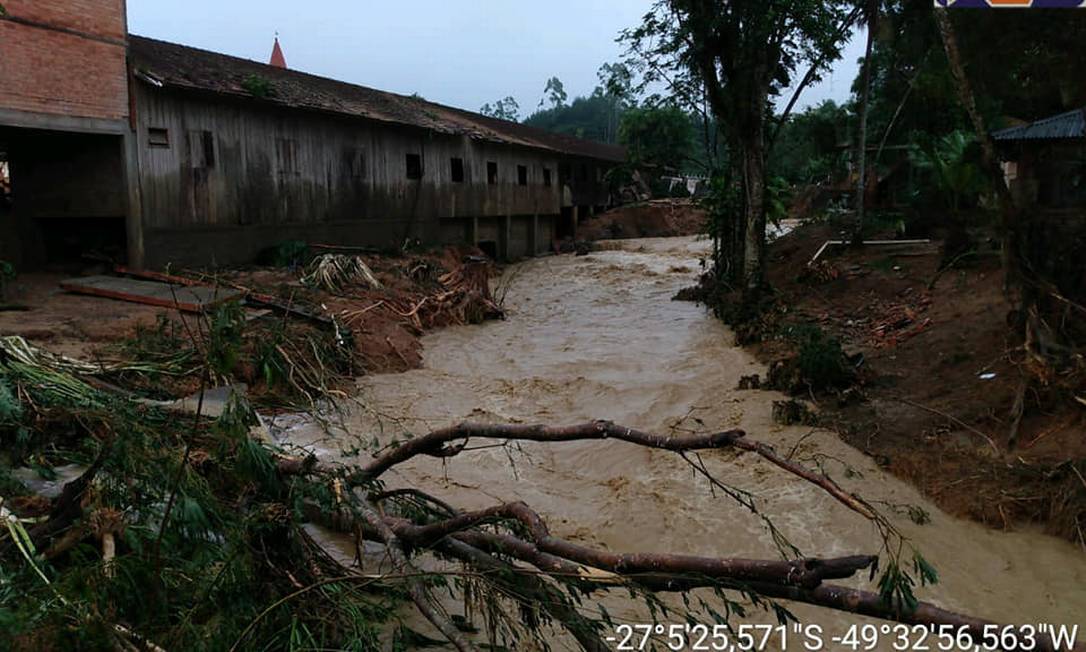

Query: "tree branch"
<box><xmin>356</xmin><ymin>496</ymin><xmax>479</xmax><ymax>652</ymax></box>
<box><xmin>354</xmin><ymin>420</ymin><xmax>876</xmax><ymax>520</ymax></box>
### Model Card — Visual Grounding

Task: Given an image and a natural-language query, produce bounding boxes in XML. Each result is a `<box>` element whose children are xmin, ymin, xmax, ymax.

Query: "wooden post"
<box><xmin>530</xmin><ymin>213</ymin><xmax>539</xmax><ymax>255</ymax></box>
<box><xmin>121</xmin><ymin>130</ymin><xmax>145</xmax><ymax>269</ymax></box>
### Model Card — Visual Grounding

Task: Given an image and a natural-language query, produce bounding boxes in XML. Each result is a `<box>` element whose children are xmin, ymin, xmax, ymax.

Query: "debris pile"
<box><xmin>300</xmin><ymin>254</ymin><xmax>382</xmax><ymax>293</ymax></box>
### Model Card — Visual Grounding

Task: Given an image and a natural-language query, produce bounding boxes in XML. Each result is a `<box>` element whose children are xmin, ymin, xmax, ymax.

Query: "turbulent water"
<box><xmin>283</xmin><ymin>236</ymin><xmax>1085</xmax><ymax>650</ymax></box>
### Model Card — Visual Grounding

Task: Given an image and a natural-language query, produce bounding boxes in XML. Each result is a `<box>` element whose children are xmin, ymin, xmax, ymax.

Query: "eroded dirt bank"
<box><xmin>287</xmin><ymin>237</ymin><xmax>1085</xmax><ymax>648</ymax></box>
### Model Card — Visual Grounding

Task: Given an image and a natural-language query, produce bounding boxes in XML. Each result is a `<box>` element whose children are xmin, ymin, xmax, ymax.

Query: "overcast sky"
<box><xmin>127</xmin><ymin>0</ymin><xmax>863</xmax><ymax>120</ymax></box>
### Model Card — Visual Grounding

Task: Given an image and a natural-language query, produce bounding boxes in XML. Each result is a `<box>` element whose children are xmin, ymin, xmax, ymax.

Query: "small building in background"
<box><xmin>993</xmin><ymin>107</ymin><xmax>1086</xmax><ymax>208</ymax></box>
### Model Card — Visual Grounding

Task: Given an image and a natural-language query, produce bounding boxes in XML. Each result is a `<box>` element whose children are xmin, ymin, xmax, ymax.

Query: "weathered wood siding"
<box><xmin>133</xmin><ymin>86</ymin><xmax>617</xmax><ymax>265</ymax></box>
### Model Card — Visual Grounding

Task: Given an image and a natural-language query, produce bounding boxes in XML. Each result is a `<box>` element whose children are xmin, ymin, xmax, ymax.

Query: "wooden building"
<box><xmin>1</xmin><ymin>1</ymin><xmax>623</xmax><ymax>270</ymax></box>
<box><xmin>126</xmin><ymin>37</ymin><xmax>623</xmax><ymax>268</ymax></box>
<box><xmin>993</xmin><ymin>108</ymin><xmax>1086</xmax><ymax>209</ymax></box>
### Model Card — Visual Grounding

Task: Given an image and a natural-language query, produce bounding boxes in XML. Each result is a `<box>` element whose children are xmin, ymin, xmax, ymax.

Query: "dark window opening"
<box><xmin>478</xmin><ymin>239</ymin><xmax>499</xmax><ymax>260</ymax></box>
<box><xmin>406</xmin><ymin>153</ymin><xmax>423</xmax><ymax>180</ymax></box>
<box><xmin>344</xmin><ymin>148</ymin><xmax>366</xmax><ymax>178</ymax></box>
<box><xmin>558</xmin><ymin>163</ymin><xmax>570</xmax><ymax>183</ymax></box>
<box><xmin>188</xmin><ymin>130</ymin><xmax>215</xmax><ymax>169</ymax></box>
<box><xmin>542</xmin><ymin>168</ymin><xmax>552</xmax><ymax>187</ymax></box>
<box><xmin>517</xmin><ymin>165</ymin><xmax>528</xmax><ymax>186</ymax></box>
<box><xmin>276</xmin><ymin>138</ymin><xmax>298</xmax><ymax>176</ymax></box>
<box><xmin>148</xmin><ymin>127</ymin><xmax>170</xmax><ymax>148</ymax></box>
<box><xmin>450</xmin><ymin>157</ymin><xmax>465</xmax><ymax>183</ymax></box>
<box><xmin>487</xmin><ymin>161</ymin><xmax>498</xmax><ymax>185</ymax></box>
<box><xmin>578</xmin><ymin>164</ymin><xmax>588</xmax><ymax>182</ymax></box>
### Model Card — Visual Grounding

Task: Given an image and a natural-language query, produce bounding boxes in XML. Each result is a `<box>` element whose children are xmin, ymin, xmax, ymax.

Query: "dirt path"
<box><xmin>285</xmin><ymin>236</ymin><xmax>1085</xmax><ymax>648</ymax></box>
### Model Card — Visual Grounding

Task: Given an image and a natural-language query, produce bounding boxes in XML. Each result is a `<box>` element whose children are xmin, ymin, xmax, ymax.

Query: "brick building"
<box><xmin>0</xmin><ymin>0</ymin><xmax>141</xmax><ymax>268</ymax></box>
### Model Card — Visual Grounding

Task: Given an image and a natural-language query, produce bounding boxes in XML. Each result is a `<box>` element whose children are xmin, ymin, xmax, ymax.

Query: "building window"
<box><xmin>276</xmin><ymin>138</ymin><xmax>298</xmax><ymax>176</ymax></box>
<box><xmin>188</xmin><ymin>130</ymin><xmax>215</xmax><ymax>169</ymax></box>
<box><xmin>148</xmin><ymin>127</ymin><xmax>170</xmax><ymax>149</ymax></box>
<box><xmin>487</xmin><ymin>161</ymin><xmax>498</xmax><ymax>185</ymax></box>
<box><xmin>517</xmin><ymin>165</ymin><xmax>528</xmax><ymax>186</ymax></box>
<box><xmin>406</xmin><ymin>153</ymin><xmax>423</xmax><ymax>180</ymax></box>
<box><xmin>542</xmin><ymin>168</ymin><xmax>552</xmax><ymax>187</ymax></box>
<box><xmin>450</xmin><ymin>157</ymin><xmax>465</xmax><ymax>183</ymax></box>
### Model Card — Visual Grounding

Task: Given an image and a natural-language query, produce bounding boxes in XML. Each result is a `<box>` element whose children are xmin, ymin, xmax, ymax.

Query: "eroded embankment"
<box><xmin>281</xmin><ymin>236</ymin><xmax>1086</xmax><ymax>649</ymax></box>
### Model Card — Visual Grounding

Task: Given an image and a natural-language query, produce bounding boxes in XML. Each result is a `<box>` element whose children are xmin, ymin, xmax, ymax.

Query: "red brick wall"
<box><xmin>0</xmin><ymin>0</ymin><xmax>128</xmax><ymax>121</ymax></box>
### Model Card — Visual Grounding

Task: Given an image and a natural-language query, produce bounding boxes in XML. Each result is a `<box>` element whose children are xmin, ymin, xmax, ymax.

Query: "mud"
<box><xmin>284</xmin><ymin>236</ymin><xmax>1085</xmax><ymax>649</ymax></box>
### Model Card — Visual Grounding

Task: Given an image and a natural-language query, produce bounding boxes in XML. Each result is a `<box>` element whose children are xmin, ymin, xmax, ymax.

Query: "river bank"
<box><xmin>684</xmin><ymin>219</ymin><xmax>1086</xmax><ymax>545</ymax></box>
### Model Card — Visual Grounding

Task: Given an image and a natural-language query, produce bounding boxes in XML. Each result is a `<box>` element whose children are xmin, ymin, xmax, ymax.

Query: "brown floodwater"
<box><xmin>282</xmin><ymin>236</ymin><xmax>1085</xmax><ymax>650</ymax></box>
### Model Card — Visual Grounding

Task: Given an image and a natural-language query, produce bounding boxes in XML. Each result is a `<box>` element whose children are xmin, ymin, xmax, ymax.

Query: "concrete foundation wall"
<box><xmin>143</xmin><ymin>219</ymin><xmax>412</xmax><ymax>269</ymax></box>
<box><xmin>536</xmin><ymin>214</ymin><xmax>555</xmax><ymax>253</ymax></box>
<box><xmin>507</xmin><ymin>215</ymin><xmax>532</xmax><ymax>260</ymax></box>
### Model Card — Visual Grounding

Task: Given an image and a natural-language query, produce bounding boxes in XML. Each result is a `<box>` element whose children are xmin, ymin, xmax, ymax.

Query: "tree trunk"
<box><xmin>853</xmin><ymin>6</ymin><xmax>878</xmax><ymax>245</ymax></box>
<box><xmin>933</xmin><ymin>8</ymin><xmax>1018</xmax><ymax>292</ymax></box>
<box><xmin>740</xmin><ymin>129</ymin><xmax>766</xmax><ymax>294</ymax></box>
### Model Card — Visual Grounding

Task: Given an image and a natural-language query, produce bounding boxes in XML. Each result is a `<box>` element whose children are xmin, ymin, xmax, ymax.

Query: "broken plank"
<box><xmin>60</xmin><ymin>276</ymin><xmax>243</xmax><ymax>313</ymax></box>
<box><xmin>112</xmin><ymin>265</ymin><xmax>332</xmax><ymax>326</ymax></box>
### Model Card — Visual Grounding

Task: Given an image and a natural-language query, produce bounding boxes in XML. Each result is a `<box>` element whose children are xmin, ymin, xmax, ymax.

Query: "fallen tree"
<box><xmin>281</xmin><ymin>419</ymin><xmax>1077</xmax><ymax>652</ymax></box>
<box><xmin>2</xmin><ymin>317</ymin><xmax>1079</xmax><ymax>651</ymax></box>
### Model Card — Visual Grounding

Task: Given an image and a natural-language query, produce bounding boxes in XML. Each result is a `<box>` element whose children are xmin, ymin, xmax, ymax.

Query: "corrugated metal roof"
<box><xmin>129</xmin><ymin>36</ymin><xmax>626</xmax><ymax>163</ymax></box>
<box><xmin>991</xmin><ymin>108</ymin><xmax>1086</xmax><ymax>141</ymax></box>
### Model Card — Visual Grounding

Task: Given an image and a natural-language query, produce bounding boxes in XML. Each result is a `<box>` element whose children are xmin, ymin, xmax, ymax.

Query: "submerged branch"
<box><xmin>353</xmin><ymin>420</ymin><xmax>876</xmax><ymax>519</ymax></box>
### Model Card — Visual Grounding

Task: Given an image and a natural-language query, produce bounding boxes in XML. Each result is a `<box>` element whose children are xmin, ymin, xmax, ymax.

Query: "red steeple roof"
<box><xmin>269</xmin><ymin>36</ymin><xmax>287</xmax><ymax>69</ymax></box>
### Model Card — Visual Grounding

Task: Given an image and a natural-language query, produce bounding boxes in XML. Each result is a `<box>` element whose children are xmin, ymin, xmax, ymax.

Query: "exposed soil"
<box><xmin>0</xmin><ymin>244</ymin><xmax>491</xmax><ymax>378</ymax></box>
<box><xmin>730</xmin><ymin>220</ymin><xmax>1086</xmax><ymax>542</ymax></box>
<box><xmin>577</xmin><ymin>198</ymin><xmax>708</xmax><ymax>241</ymax></box>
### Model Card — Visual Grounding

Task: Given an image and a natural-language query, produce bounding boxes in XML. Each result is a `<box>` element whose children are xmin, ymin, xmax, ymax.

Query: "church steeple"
<box><xmin>269</xmin><ymin>34</ymin><xmax>287</xmax><ymax>69</ymax></box>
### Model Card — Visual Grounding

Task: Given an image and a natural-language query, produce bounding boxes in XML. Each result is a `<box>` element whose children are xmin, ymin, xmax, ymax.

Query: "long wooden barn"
<box><xmin>0</xmin><ymin>0</ymin><xmax>623</xmax><ymax>270</ymax></box>
<box><xmin>127</xmin><ymin>37</ymin><xmax>623</xmax><ymax>267</ymax></box>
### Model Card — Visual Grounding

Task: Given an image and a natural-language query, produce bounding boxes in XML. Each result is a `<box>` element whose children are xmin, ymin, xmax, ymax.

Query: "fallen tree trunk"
<box><xmin>389</xmin><ymin>501</ymin><xmax>876</xmax><ymax>589</ymax></box>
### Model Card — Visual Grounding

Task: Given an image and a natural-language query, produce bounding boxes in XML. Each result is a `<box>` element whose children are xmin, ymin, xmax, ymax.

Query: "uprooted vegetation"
<box><xmin>0</xmin><ymin>242</ymin><xmax>516</xmax><ymax>649</ymax></box>
<box><xmin>2</xmin><ymin>321</ymin><xmax>1055</xmax><ymax>651</ymax></box>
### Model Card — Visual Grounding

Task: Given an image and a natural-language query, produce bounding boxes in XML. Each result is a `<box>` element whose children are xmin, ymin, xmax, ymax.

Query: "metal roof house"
<box><xmin>993</xmin><ymin>108</ymin><xmax>1086</xmax><ymax>208</ymax></box>
<box><xmin>1</xmin><ymin>0</ymin><xmax>624</xmax><ymax>270</ymax></box>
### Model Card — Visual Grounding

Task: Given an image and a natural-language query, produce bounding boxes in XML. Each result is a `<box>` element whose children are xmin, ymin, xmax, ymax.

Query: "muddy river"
<box><xmin>285</xmin><ymin>236</ymin><xmax>1085</xmax><ymax>649</ymax></box>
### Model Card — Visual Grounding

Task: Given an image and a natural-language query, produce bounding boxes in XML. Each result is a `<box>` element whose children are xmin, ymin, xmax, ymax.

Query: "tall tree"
<box><xmin>479</xmin><ymin>96</ymin><xmax>521</xmax><ymax>122</ymax></box>
<box><xmin>623</xmin><ymin>0</ymin><xmax>852</xmax><ymax>296</ymax></box>
<box><xmin>853</xmin><ymin>0</ymin><xmax>880</xmax><ymax>245</ymax></box>
<box><xmin>619</xmin><ymin>105</ymin><xmax>696</xmax><ymax>176</ymax></box>
<box><xmin>539</xmin><ymin>76</ymin><xmax>567</xmax><ymax>110</ymax></box>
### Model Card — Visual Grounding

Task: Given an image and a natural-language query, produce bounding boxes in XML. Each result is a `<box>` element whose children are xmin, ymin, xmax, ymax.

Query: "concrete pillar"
<box><xmin>572</xmin><ymin>206</ymin><xmax>580</xmax><ymax>241</ymax></box>
<box><xmin>121</xmin><ymin>130</ymin><xmax>145</xmax><ymax>269</ymax></box>
<box><xmin>530</xmin><ymin>213</ymin><xmax>539</xmax><ymax>255</ymax></box>
<box><xmin>501</xmin><ymin>214</ymin><xmax>511</xmax><ymax>261</ymax></box>
<box><xmin>470</xmin><ymin>215</ymin><xmax>479</xmax><ymax>246</ymax></box>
